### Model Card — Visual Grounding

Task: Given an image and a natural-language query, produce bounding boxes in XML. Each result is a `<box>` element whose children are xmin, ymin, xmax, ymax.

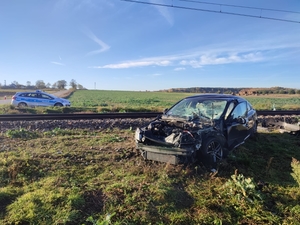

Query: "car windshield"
<box><xmin>165</xmin><ymin>98</ymin><xmax>228</xmax><ymax>120</ymax></box>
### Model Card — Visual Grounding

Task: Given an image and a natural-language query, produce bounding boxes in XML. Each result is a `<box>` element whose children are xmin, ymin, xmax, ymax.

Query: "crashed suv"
<box><xmin>135</xmin><ymin>94</ymin><xmax>257</xmax><ymax>165</ymax></box>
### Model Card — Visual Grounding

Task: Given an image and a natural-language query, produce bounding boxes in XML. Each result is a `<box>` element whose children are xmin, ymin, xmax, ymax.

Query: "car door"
<box><xmin>245</xmin><ymin>102</ymin><xmax>257</xmax><ymax>131</ymax></box>
<box><xmin>226</xmin><ymin>101</ymin><xmax>250</xmax><ymax>149</ymax></box>
<box><xmin>39</xmin><ymin>93</ymin><xmax>51</xmax><ymax>106</ymax></box>
<box><xmin>34</xmin><ymin>93</ymin><xmax>44</xmax><ymax>106</ymax></box>
<box><xmin>27</xmin><ymin>93</ymin><xmax>38</xmax><ymax>106</ymax></box>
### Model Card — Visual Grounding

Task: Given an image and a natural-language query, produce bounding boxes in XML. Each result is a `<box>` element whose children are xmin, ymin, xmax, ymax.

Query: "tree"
<box><xmin>77</xmin><ymin>84</ymin><xmax>84</xmax><ymax>89</ymax></box>
<box><xmin>296</xmin><ymin>89</ymin><xmax>300</xmax><ymax>94</ymax></box>
<box><xmin>12</xmin><ymin>81</ymin><xmax>23</xmax><ymax>88</ymax></box>
<box><xmin>288</xmin><ymin>89</ymin><xmax>296</xmax><ymax>94</ymax></box>
<box><xmin>52</xmin><ymin>82</ymin><xmax>57</xmax><ymax>89</ymax></box>
<box><xmin>26</xmin><ymin>81</ymin><xmax>31</xmax><ymax>87</ymax></box>
<box><xmin>69</xmin><ymin>79</ymin><xmax>77</xmax><ymax>89</ymax></box>
<box><xmin>46</xmin><ymin>83</ymin><xmax>51</xmax><ymax>88</ymax></box>
<box><xmin>56</xmin><ymin>80</ymin><xmax>67</xmax><ymax>89</ymax></box>
<box><xmin>279</xmin><ymin>90</ymin><xmax>286</xmax><ymax>94</ymax></box>
<box><xmin>36</xmin><ymin>80</ymin><xmax>46</xmax><ymax>89</ymax></box>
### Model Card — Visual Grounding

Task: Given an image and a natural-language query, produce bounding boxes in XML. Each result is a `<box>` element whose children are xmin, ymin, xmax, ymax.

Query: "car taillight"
<box><xmin>12</xmin><ymin>96</ymin><xmax>16</xmax><ymax>100</ymax></box>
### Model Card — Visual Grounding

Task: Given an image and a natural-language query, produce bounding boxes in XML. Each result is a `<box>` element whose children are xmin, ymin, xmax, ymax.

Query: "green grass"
<box><xmin>1</xmin><ymin>90</ymin><xmax>300</xmax><ymax>114</ymax></box>
<box><xmin>244</xmin><ymin>95</ymin><xmax>300</xmax><ymax>110</ymax></box>
<box><xmin>68</xmin><ymin>90</ymin><xmax>195</xmax><ymax>112</ymax></box>
<box><xmin>1</xmin><ymin>129</ymin><xmax>300</xmax><ymax>224</ymax></box>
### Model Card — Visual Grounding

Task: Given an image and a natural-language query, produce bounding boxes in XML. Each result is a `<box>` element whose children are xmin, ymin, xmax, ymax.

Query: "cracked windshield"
<box><xmin>166</xmin><ymin>99</ymin><xmax>227</xmax><ymax>120</ymax></box>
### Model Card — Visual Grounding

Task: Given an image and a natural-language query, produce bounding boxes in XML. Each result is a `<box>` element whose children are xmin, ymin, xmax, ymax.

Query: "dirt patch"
<box><xmin>52</xmin><ymin>89</ymin><xmax>74</xmax><ymax>98</ymax></box>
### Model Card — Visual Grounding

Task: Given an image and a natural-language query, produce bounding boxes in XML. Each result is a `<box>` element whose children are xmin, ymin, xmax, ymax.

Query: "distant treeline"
<box><xmin>160</xmin><ymin>87</ymin><xmax>300</xmax><ymax>95</ymax></box>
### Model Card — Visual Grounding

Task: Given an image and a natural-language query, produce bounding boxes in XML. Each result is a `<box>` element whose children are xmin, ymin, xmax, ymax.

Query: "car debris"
<box><xmin>259</xmin><ymin>116</ymin><xmax>300</xmax><ymax>135</ymax></box>
<box><xmin>135</xmin><ymin>94</ymin><xmax>258</xmax><ymax>166</ymax></box>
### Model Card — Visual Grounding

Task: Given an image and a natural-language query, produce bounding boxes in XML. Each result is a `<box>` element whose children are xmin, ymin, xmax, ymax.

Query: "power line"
<box><xmin>121</xmin><ymin>0</ymin><xmax>300</xmax><ymax>24</ymax></box>
<box><xmin>180</xmin><ymin>0</ymin><xmax>300</xmax><ymax>15</ymax></box>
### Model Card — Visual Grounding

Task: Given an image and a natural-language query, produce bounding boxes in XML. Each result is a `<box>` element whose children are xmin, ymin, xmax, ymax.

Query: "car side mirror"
<box><xmin>163</xmin><ymin>108</ymin><xmax>168</xmax><ymax>114</ymax></box>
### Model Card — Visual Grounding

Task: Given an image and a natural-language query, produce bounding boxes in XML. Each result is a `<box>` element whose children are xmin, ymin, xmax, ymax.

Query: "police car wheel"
<box><xmin>54</xmin><ymin>103</ymin><xmax>63</xmax><ymax>107</ymax></box>
<box><xmin>18</xmin><ymin>102</ymin><xmax>27</xmax><ymax>108</ymax></box>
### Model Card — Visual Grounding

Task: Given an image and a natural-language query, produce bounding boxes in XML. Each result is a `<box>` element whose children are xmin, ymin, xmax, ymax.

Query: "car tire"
<box><xmin>54</xmin><ymin>103</ymin><xmax>63</xmax><ymax>107</ymax></box>
<box><xmin>18</xmin><ymin>102</ymin><xmax>27</xmax><ymax>108</ymax></box>
<box><xmin>200</xmin><ymin>136</ymin><xmax>225</xmax><ymax>168</ymax></box>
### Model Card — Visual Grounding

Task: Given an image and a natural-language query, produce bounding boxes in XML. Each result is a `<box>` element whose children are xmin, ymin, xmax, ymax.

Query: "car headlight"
<box><xmin>135</xmin><ymin>128</ymin><xmax>142</xmax><ymax>142</ymax></box>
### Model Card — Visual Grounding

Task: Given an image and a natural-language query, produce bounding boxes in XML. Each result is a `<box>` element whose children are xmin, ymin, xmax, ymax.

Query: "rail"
<box><xmin>0</xmin><ymin>110</ymin><xmax>299</xmax><ymax>121</ymax></box>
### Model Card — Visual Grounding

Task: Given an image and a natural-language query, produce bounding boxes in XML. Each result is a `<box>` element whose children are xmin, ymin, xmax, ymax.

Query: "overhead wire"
<box><xmin>179</xmin><ymin>0</ymin><xmax>300</xmax><ymax>14</ymax></box>
<box><xmin>121</xmin><ymin>0</ymin><xmax>300</xmax><ymax>24</ymax></box>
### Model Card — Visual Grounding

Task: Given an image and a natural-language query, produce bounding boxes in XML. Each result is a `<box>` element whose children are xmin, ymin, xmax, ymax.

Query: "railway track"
<box><xmin>0</xmin><ymin>110</ymin><xmax>299</xmax><ymax>121</ymax></box>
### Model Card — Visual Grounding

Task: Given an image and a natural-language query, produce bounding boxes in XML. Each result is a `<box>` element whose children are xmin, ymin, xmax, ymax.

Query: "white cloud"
<box><xmin>83</xmin><ymin>28</ymin><xmax>110</xmax><ymax>56</ymax></box>
<box><xmin>180</xmin><ymin>52</ymin><xmax>263</xmax><ymax>68</ymax></box>
<box><xmin>51</xmin><ymin>61</ymin><xmax>65</xmax><ymax>66</ymax></box>
<box><xmin>91</xmin><ymin>51</ymin><xmax>263</xmax><ymax>69</ymax></box>
<box><xmin>91</xmin><ymin>59</ymin><xmax>171</xmax><ymax>69</ymax></box>
<box><xmin>150</xmin><ymin>0</ymin><xmax>173</xmax><ymax>25</ymax></box>
<box><xmin>90</xmin><ymin>38</ymin><xmax>299</xmax><ymax>69</ymax></box>
<box><xmin>174</xmin><ymin>67</ymin><xmax>186</xmax><ymax>71</ymax></box>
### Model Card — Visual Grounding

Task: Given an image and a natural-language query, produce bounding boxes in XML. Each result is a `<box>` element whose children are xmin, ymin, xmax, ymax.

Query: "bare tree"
<box><xmin>26</xmin><ymin>81</ymin><xmax>31</xmax><ymax>87</ymax></box>
<box><xmin>52</xmin><ymin>82</ymin><xmax>57</xmax><ymax>89</ymax></box>
<box><xmin>46</xmin><ymin>82</ymin><xmax>51</xmax><ymax>88</ymax></box>
<box><xmin>77</xmin><ymin>84</ymin><xmax>85</xmax><ymax>89</ymax></box>
<box><xmin>69</xmin><ymin>79</ymin><xmax>77</xmax><ymax>89</ymax></box>
<box><xmin>56</xmin><ymin>80</ymin><xmax>67</xmax><ymax>89</ymax></box>
<box><xmin>36</xmin><ymin>80</ymin><xmax>46</xmax><ymax>89</ymax></box>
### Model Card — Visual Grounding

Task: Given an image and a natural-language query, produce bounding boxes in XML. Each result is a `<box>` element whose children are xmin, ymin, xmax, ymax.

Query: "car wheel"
<box><xmin>18</xmin><ymin>102</ymin><xmax>27</xmax><ymax>108</ymax></box>
<box><xmin>54</xmin><ymin>103</ymin><xmax>63</xmax><ymax>107</ymax></box>
<box><xmin>201</xmin><ymin>137</ymin><xmax>224</xmax><ymax>167</ymax></box>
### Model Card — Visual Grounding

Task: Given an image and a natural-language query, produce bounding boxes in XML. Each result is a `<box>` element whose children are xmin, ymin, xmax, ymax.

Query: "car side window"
<box><xmin>41</xmin><ymin>94</ymin><xmax>53</xmax><ymax>100</ymax></box>
<box><xmin>28</xmin><ymin>93</ymin><xmax>37</xmax><ymax>98</ymax></box>
<box><xmin>231</xmin><ymin>102</ymin><xmax>247</xmax><ymax>120</ymax></box>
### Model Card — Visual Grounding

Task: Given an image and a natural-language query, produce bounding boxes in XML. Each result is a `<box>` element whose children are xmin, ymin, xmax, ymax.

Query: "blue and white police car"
<box><xmin>11</xmin><ymin>90</ymin><xmax>71</xmax><ymax>107</ymax></box>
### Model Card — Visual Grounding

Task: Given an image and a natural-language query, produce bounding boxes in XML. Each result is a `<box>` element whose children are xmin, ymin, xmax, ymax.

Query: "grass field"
<box><xmin>1</xmin><ymin>89</ymin><xmax>300</xmax><ymax>224</ymax></box>
<box><xmin>66</xmin><ymin>90</ymin><xmax>300</xmax><ymax>111</ymax></box>
<box><xmin>0</xmin><ymin>128</ymin><xmax>300</xmax><ymax>224</ymax></box>
<box><xmin>1</xmin><ymin>89</ymin><xmax>300</xmax><ymax>114</ymax></box>
<box><xmin>68</xmin><ymin>90</ymin><xmax>195</xmax><ymax>112</ymax></box>
<box><xmin>244</xmin><ymin>95</ymin><xmax>300</xmax><ymax>110</ymax></box>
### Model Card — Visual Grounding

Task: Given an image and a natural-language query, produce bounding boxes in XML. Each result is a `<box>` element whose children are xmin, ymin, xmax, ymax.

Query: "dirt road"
<box><xmin>0</xmin><ymin>99</ymin><xmax>10</xmax><ymax>105</ymax></box>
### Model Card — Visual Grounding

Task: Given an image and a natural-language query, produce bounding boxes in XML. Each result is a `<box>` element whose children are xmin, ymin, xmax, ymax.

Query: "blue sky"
<box><xmin>1</xmin><ymin>0</ymin><xmax>300</xmax><ymax>91</ymax></box>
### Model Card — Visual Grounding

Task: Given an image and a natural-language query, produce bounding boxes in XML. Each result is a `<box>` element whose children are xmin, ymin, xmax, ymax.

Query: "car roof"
<box><xmin>15</xmin><ymin>91</ymin><xmax>58</xmax><ymax>97</ymax></box>
<box><xmin>16</xmin><ymin>90</ymin><xmax>47</xmax><ymax>94</ymax></box>
<box><xmin>184</xmin><ymin>93</ymin><xmax>246</xmax><ymax>103</ymax></box>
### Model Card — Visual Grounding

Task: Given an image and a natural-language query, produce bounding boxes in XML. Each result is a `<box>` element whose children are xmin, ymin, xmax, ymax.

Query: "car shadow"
<box><xmin>209</xmin><ymin>132</ymin><xmax>300</xmax><ymax>187</ymax></box>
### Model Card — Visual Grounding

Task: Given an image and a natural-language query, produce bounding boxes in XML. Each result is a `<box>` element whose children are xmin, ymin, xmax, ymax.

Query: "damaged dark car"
<box><xmin>135</xmin><ymin>94</ymin><xmax>257</xmax><ymax>166</ymax></box>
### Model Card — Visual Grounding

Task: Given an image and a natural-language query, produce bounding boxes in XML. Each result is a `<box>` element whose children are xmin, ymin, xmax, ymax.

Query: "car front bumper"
<box><xmin>136</xmin><ymin>142</ymin><xmax>195</xmax><ymax>165</ymax></box>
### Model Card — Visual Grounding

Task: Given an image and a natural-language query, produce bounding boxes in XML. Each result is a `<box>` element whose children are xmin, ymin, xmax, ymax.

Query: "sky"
<box><xmin>0</xmin><ymin>0</ymin><xmax>300</xmax><ymax>91</ymax></box>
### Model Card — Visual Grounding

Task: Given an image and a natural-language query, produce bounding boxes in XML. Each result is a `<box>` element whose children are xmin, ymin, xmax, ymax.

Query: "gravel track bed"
<box><xmin>0</xmin><ymin>118</ymin><xmax>154</xmax><ymax>133</ymax></box>
<box><xmin>0</xmin><ymin>116</ymin><xmax>298</xmax><ymax>133</ymax></box>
